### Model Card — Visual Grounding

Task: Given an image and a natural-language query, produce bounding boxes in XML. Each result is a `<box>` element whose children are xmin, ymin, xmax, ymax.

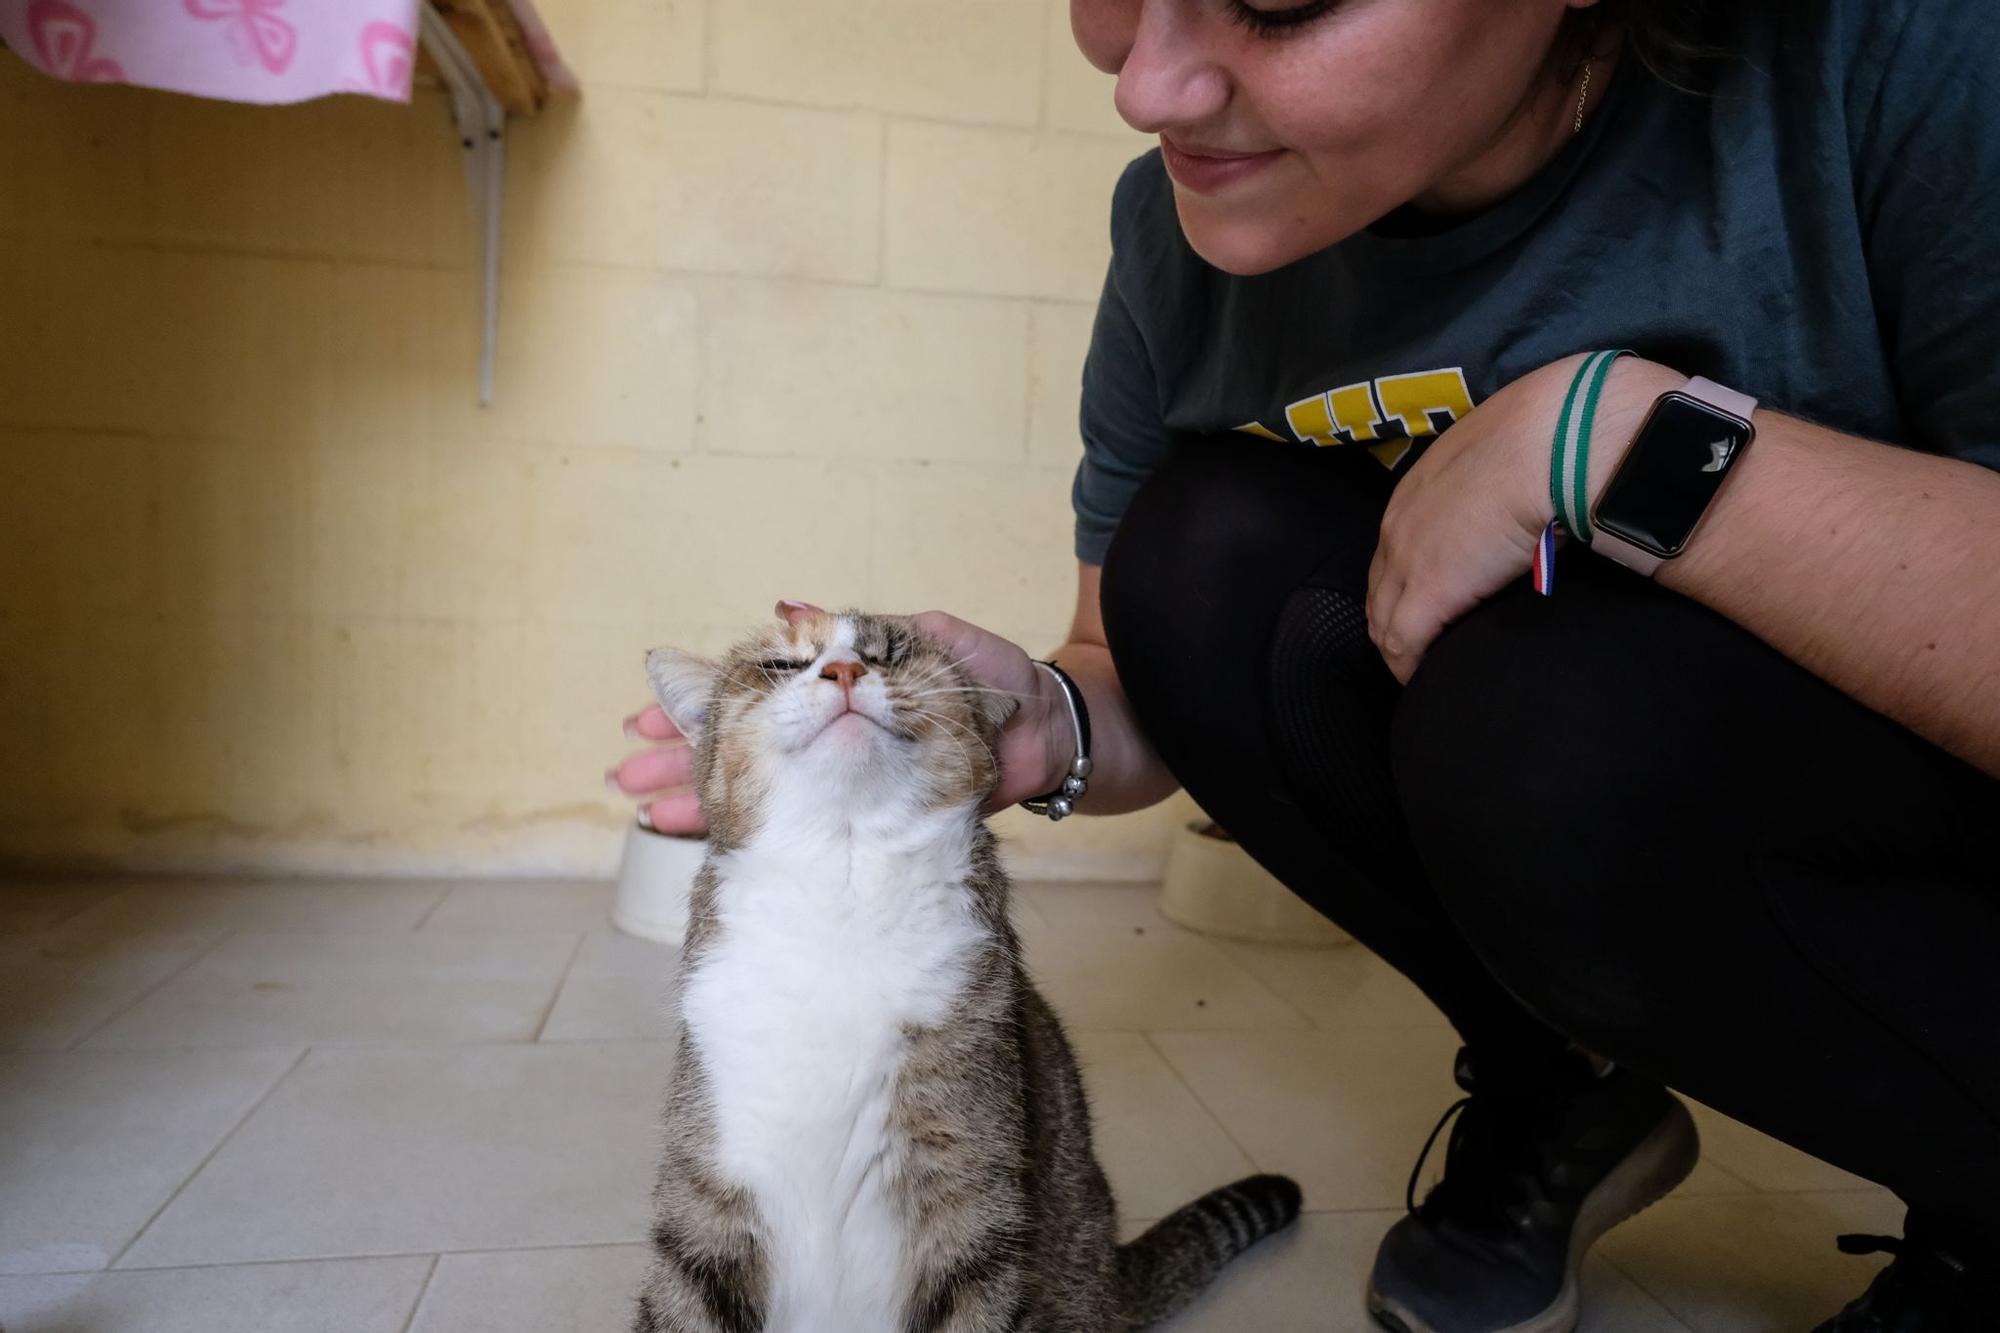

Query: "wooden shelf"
<box><xmin>416</xmin><ymin>0</ymin><xmax>556</xmax><ymax>116</ymax></box>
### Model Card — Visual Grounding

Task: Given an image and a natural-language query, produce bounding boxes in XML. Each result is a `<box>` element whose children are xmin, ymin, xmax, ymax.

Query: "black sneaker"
<box><xmin>1367</xmin><ymin>1047</ymin><xmax>1699</xmax><ymax>1333</ymax></box>
<box><xmin>1813</xmin><ymin>1217</ymin><xmax>1992</xmax><ymax>1331</ymax></box>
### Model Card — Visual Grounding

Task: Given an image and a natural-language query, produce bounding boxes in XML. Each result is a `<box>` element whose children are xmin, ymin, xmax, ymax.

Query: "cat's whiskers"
<box><xmin>891</xmin><ymin>700</ymin><xmax>983</xmax><ymax>778</ymax></box>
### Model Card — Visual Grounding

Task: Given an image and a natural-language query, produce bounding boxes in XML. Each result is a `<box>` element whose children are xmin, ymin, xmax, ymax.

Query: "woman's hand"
<box><xmin>1366</xmin><ymin>354</ymin><xmax>1678</xmax><ymax>683</ymax></box>
<box><xmin>606</xmin><ymin>602</ymin><xmax>1072</xmax><ymax>829</ymax></box>
<box><xmin>607</xmin><ymin>704</ymin><xmax>704</xmax><ymax>835</ymax></box>
<box><xmin>899</xmin><ymin>607</ymin><xmax>1070</xmax><ymax>812</ymax></box>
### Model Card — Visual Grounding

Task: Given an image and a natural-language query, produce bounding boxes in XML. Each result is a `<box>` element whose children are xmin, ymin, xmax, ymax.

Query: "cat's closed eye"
<box><xmin>756</xmin><ymin>658</ymin><xmax>810</xmax><ymax>673</ymax></box>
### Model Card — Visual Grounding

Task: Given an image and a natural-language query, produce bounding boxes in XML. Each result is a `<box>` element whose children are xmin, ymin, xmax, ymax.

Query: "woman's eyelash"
<box><xmin>1226</xmin><ymin>0</ymin><xmax>1336</xmax><ymax>36</ymax></box>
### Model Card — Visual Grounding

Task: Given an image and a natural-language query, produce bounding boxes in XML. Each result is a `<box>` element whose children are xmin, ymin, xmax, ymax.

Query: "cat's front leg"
<box><xmin>901</xmin><ymin>1220</ymin><xmax>1036</xmax><ymax>1333</ymax></box>
<box><xmin>634</xmin><ymin>1098</ymin><xmax>769</xmax><ymax>1333</ymax></box>
<box><xmin>632</xmin><ymin>1199</ymin><xmax>767</xmax><ymax>1333</ymax></box>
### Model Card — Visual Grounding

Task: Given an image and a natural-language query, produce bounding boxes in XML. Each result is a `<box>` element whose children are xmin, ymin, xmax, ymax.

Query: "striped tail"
<box><xmin>1114</xmin><ymin>1173</ymin><xmax>1303</xmax><ymax>1328</ymax></box>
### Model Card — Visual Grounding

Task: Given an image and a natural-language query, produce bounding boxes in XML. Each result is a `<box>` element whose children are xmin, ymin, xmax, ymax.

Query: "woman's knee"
<box><xmin>1386</xmin><ymin>572</ymin><xmax>1741</xmax><ymax>1046</ymax></box>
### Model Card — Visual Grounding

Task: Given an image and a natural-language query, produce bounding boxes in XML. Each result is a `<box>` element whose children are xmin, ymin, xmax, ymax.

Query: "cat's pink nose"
<box><xmin>820</xmin><ymin>659</ymin><xmax>866</xmax><ymax>691</ymax></box>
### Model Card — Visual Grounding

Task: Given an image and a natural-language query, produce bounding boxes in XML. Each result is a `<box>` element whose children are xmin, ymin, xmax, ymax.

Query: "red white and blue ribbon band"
<box><xmin>1533</xmin><ymin>521</ymin><xmax>1559</xmax><ymax>596</ymax></box>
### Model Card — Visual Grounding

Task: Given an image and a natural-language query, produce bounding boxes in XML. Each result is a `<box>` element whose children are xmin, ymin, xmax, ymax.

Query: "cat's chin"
<box><xmin>786</xmin><ymin>709</ymin><xmax>896</xmax><ymax>763</ymax></box>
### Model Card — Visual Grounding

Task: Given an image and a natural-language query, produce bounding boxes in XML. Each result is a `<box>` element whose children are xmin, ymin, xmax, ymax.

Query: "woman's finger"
<box><xmin>622</xmin><ymin>702</ymin><xmax>683</xmax><ymax>742</ymax></box>
<box><xmin>640</xmin><ymin>791</ymin><xmax>707</xmax><ymax>837</ymax></box>
<box><xmin>608</xmin><ymin>742</ymin><xmax>694</xmax><ymax>796</ymax></box>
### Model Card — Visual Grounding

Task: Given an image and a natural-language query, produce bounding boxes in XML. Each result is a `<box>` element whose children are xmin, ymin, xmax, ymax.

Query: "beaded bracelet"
<box><xmin>1020</xmin><ymin>660</ymin><xmax>1092</xmax><ymax>821</ymax></box>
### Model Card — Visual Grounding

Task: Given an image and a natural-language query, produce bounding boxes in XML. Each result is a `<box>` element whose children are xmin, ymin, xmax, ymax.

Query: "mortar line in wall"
<box><xmin>0</xmin><ymin>422</ymin><xmax>150</xmax><ymax>441</ymax></box>
<box><xmin>74</xmin><ymin>236</ymin><xmax>474</xmax><ymax>274</ymax></box>
<box><xmin>15</xmin><ymin>235</ymin><xmax>1107</xmax><ymax>311</ymax></box>
<box><xmin>1021</xmin><ymin>309</ymin><xmax>1036</xmax><ymax>460</ymax></box>
<box><xmin>104</xmin><ymin>1043</ymin><xmax>313</xmax><ymax>1271</ymax></box>
<box><xmin>876</xmin><ymin>112</ymin><xmax>891</xmax><ymax>288</ymax></box>
<box><xmin>699</xmin><ymin>0</ymin><xmax>715</xmax><ymax>94</ymax></box>
<box><xmin>1036</xmin><ymin>0</ymin><xmax>1056</xmax><ymax>132</ymax></box>
<box><xmin>647</xmin><ymin>87</ymin><xmax>1134</xmax><ymax>144</ymax></box>
<box><xmin>691</xmin><ymin>273</ymin><xmax>710</xmax><ymax>455</ymax></box>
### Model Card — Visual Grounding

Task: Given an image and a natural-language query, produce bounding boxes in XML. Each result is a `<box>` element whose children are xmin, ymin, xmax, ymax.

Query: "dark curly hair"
<box><xmin>1564</xmin><ymin>0</ymin><xmax>1734</xmax><ymax>86</ymax></box>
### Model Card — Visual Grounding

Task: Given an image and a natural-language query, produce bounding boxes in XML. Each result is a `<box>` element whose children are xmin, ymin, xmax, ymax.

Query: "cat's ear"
<box><xmin>644</xmin><ymin>647</ymin><xmax>720</xmax><ymax>737</ymax></box>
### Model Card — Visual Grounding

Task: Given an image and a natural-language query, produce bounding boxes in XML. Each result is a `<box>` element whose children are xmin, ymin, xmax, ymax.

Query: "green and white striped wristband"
<box><xmin>1549</xmin><ymin>349</ymin><xmax>1631</xmax><ymax>544</ymax></box>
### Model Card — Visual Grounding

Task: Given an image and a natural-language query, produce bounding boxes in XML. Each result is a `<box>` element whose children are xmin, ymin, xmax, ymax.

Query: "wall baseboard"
<box><xmin>0</xmin><ymin>823</ymin><xmax>1165</xmax><ymax>886</ymax></box>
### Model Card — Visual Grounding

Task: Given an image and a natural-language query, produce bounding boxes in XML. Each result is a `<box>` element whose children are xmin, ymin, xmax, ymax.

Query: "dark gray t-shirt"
<box><xmin>1071</xmin><ymin>0</ymin><xmax>2000</xmax><ymax>564</ymax></box>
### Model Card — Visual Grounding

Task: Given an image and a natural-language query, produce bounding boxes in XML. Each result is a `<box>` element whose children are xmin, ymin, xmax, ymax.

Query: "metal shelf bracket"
<box><xmin>419</xmin><ymin>2</ymin><xmax>506</xmax><ymax>407</ymax></box>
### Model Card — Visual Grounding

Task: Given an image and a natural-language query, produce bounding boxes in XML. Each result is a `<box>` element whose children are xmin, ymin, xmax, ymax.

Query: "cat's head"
<box><xmin>644</xmin><ymin>610</ymin><xmax>1018</xmax><ymax>843</ymax></box>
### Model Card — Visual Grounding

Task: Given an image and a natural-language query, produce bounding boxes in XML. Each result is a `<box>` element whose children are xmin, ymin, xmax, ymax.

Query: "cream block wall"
<box><xmin>0</xmin><ymin>0</ymin><xmax>1200</xmax><ymax>880</ymax></box>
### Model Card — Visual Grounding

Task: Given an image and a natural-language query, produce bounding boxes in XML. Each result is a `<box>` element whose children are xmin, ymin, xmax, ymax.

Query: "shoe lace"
<box><xmin>1403</xmin><ymin>1091</ymin><xmax>1557</xmax><ymax>1242</ymax></box>
<box><xmin>1405</xmin><ymin>1095</ymin><xmax>1471</xmax><ymax>1215</ymax></box>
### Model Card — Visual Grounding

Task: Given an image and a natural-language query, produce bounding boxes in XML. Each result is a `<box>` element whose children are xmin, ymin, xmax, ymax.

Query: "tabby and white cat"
<box><xmin>632</xmin><ymin>610</ymin><xmax>1300</xmax><ymax>1333</ymax></box>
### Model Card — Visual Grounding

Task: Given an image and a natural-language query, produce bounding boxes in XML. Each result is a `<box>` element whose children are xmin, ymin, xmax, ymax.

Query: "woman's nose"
<box><xmin>1112</xmin><ymin>2</ymin><xmax>1230</xmax><ymax>134</ymax></box>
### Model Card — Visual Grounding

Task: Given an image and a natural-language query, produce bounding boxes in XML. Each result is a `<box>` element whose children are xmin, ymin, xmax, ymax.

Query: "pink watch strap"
<box><xmin>1586</xmin><ymin>375</ymin><xmax>1758</xmax><ymax>577</ymax></box>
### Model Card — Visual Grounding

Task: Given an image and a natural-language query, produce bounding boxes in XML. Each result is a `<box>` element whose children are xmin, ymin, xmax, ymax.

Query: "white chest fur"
<box><xmin>681</xmin><ymin>818</ymin><xmax>983</xmax><ymax>1333</ymax></box>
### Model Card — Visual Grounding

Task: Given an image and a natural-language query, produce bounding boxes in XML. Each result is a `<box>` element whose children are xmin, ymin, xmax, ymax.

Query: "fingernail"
<box><xmin>603</xmin><ymin>767</ymin><xmax>622</xmax><ymax>793</ymax></box>
<box><xmin>621</xmin><ymin>712</ymin><xmax>642</xmax><ymax>739</ymax></box>
<box><xmin>636</xmin><ymin>805</ymin><xmax>654</xmax><ymax>831</ymax></box>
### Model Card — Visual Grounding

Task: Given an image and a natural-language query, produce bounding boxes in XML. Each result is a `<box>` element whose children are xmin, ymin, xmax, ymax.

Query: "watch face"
<box><xmin>1592</xmin><ymin>393</ymin><xmax>1754</xmax><ymax>558</ymax></box>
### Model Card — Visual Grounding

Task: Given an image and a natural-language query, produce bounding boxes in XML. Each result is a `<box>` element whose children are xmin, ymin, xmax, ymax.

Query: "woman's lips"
<box><xmin>1159</xmin><ymin>135</ymin><xmax>1284</xmax><ymax>195</ymax></box>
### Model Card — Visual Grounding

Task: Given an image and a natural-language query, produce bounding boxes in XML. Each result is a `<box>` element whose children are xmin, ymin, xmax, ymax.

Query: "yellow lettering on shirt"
<box><xmin>1283</xmin><ymin>392</ymin><xmax>1343</xmax><ymax>448</ymax></box>
<box><xmin>1238</xmin><ymin>367</ymin><xmax>1475</xmax><ymax>467</ymax></box>
<box><xmin>1375</xmin><ymin>368</ymin><xmax>1474</xmax><ymax>438</ymax></box>
<box><xmin>1327</xmin><ymin>382</ymin><xmax>1385</xmax><ymax>442</ymax></box>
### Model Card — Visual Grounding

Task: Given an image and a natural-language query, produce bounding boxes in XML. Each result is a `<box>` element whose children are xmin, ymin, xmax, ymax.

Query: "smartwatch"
<box><xmin>1587</xmin><ymin>376</ymin><xmax>1758</xmax><ymax>576</ymax></box>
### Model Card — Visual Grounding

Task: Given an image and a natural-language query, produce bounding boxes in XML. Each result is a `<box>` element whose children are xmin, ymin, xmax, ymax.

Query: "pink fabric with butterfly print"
<box><xmin>0</xmin><ymin>0</ymin><xmax>420</xmax><ymax>103</ymax></box>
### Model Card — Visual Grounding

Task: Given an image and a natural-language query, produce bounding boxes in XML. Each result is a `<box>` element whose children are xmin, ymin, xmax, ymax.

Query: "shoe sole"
<box><xmin>1366</xmin><ymin>1095</ymin><xmax>1701</xmax><ymax>1333</ymax></box>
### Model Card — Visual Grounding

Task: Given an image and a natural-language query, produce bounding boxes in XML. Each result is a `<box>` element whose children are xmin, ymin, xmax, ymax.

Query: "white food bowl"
<box><xmin>611</xmin><ymin>821</ymin><xmax>705</xmax><ymax>945</ymax></box>
<box><xmin>1159</xmin><ymin>820</ymin><xmax>1350</xmax><ymax>947</ymax></box>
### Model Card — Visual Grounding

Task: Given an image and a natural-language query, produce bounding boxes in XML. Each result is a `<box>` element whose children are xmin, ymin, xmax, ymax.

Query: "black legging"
<box><xmin>1097</xmin><ymin>435</ymin><xmax>2000</xmax><ymax>1258</ymax></box>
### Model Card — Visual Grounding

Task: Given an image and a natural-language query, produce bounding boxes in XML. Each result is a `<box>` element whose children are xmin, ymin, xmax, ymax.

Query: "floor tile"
<box><xmin>1669</xmin><ymin>1153</ymin><xmax>1759</xmax><ymax>1198</ymax></box>
<box><xmin>1686</xmin><ymin>1101</ymin><xmax>1884</xmax><ymax>1193</ymax></box>
<box><xmin>0</xmin><ymin>917</ymin><xmax>223</xmax><ymax>1050</ymax></box>
<box><xmin>1130</xmin><ymin>1209</ymin><xmax>1692</xmax><ymax>1332</ymax></box>
<box><xmin>1150</xmin><ymin>1027</ymin><xmax>1467</xmax><ymax>1211</ymax></box>
<box><xmin>0</xmin><ymin>881</ymin><xmax>118</xmax><ymax>932</ymax></box>
<box><xmin>1600</xmin><ymin>1189</ymin><xmax>1905</xmax><ymax>1332</ymax></box>
<box><xmin>121</xmin><ymin>1043</ymin><xmax>669</xmax><ymax>1267</ymax></box>
<box><xmin>540</xmin><ymin>928</ymin><xmax>678</xmax><ymax>1043</ymax></box>
<box><xmin>66</xmin><ymin>878</ymin><xmax>449</xmax><ymax>934</ymax></box>
<box><xmin>1017</xmin><ymin>885</ymin><xmax>1307</xmax><ymax>1032</ymax></box>
<box><xmin>1071</xmin><ymin>1031</ymin><xmax>1256</xmax><ymax>1222</ymax></box>
<box><xmin>1217</xmin><ymin>938</ymin><xmax>1451</xmax><ymax>1030</ymax></box>
<box><xmin>407</xmin><ymin>1244</ymin><xmax>649</xmax><ymax>1333</ymax></box>
<box><xmin>0</xmin><ymin>1047</ymin><xmax>300</xmax><ymax>1275</ymax></box>
<box><xmin>0</xmin><ymin>1256</ymin><xmax>430</xmax><ymax>1332</ymax></box>
<box><xmin>81</xmin><ymin>929</ymin><xmax>578</xmax><ymax>1048</ymax></box>
<box><xmin>420</xmin><ymin>879</ymin><xmax>616</xmax><ymax>932</ymax></box>
<box><xmin>540</xmin><ymin>972</ymin><xmax>676</xmax><ymax>1043</ymax></box>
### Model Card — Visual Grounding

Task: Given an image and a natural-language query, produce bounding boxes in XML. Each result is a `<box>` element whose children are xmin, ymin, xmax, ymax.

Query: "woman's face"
<box><xmin>1073</xmin><ymin>0</ymin><xmax>1588</xmax><ymax>274</ymax></box>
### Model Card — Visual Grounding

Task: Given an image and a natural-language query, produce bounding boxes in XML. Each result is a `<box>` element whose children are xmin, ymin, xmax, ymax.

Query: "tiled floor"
<box><xmin>0</xmin><ymin>877</ymin><xmax>1898</xmax><ymax>1331</ymax></box>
